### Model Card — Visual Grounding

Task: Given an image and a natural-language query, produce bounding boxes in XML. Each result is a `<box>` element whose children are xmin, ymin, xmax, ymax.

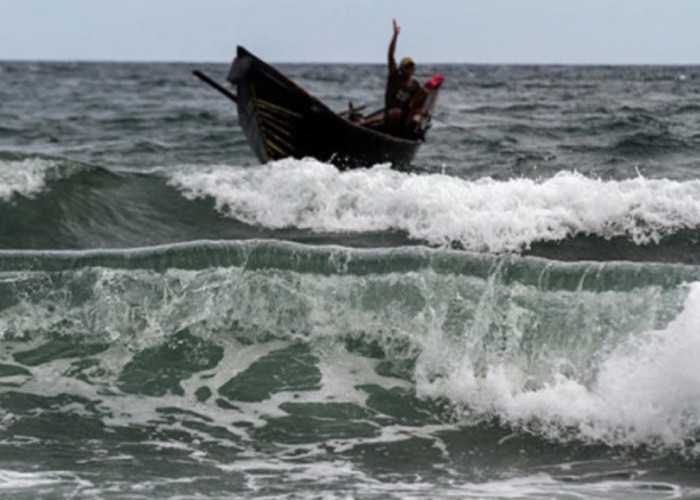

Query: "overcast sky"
<box><xmin>1</xmin><ymin>0</ymin><xmax>699</xmax><ymax>64</ymax></box>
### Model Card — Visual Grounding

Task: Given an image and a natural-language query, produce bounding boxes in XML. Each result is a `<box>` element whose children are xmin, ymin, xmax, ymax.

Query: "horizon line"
<box><xmin>1</xmin><ymin>57</ymin><xmax>699</xmax><ymax>67</ymax></box>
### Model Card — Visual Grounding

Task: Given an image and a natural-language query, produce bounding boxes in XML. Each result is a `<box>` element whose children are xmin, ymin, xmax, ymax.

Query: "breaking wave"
<box><xmin>170</xmin><ymin>159</ymin><xmax>700</xmax><ymax>252</ymax></box>
<box><xmin>1</xmin><ymin>240</ymin><xmax>699</xmax><ymax>455</ymax></box>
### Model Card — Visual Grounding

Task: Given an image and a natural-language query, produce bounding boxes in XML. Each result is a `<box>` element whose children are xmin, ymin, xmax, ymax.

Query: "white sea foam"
<box><xmin>419</xmin><ymin>281</ymin><xmax>700</xmax><ymax>450</ymax></box>
<box><xmin>2</xmin><ymin>250</ymin><xmax>698</xmax><ymax>454</ymax></box>
<box><xmin>0</xmin><ymin>469</ymin><xmax>71</xmax><ymax>489</ymax></box>
<box><xmin>0</xmin><ymin>158</ymin><xmax>57</xmax><ymax>201</ymax></box>
<box><xmin>170</xmin><ymin>159</ymin><xmax>700</xmax><ymax>252</ymax></box>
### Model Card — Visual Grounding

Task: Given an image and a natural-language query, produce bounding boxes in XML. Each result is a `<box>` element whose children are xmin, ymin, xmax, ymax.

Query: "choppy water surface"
<box><xmin>1</xmin><ymin>60</ymin><xmax>700</xmax><ymax>498</ymax></box>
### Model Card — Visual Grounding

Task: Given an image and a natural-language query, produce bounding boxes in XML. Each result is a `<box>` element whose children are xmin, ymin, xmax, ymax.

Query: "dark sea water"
<box><xmin>1</xmin><ymin>59</ymin><xmax>700</xmax><ymax>499</ymax></box>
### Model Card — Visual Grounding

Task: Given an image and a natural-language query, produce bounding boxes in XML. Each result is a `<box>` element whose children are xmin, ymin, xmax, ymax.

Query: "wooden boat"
<box><xmin>193</xmin><ymin>46</ymin><xmax>443</xmax><ymax>170</ymax></box>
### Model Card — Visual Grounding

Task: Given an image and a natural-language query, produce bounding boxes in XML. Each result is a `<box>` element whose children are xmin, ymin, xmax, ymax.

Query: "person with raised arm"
<box><xmin>384</xmin><ymin>19</ymin><xmax>424</xmax><ymax>134</ymax></box>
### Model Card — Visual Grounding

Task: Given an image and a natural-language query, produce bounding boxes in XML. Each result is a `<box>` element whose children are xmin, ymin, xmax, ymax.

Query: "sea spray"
<box><xmin>0</xmin><ymin>157</ymin><xmax>59</xmax><ymax>201</ymax></box>
<box><xmin>170</xmin><ymin>161</ymin><xmax>700</xmax><ymax>252</ymax></box>
<box><xmin>417</xmin><ymin>279</ymin><xmax>700</xmax><ymax>452</ymax></box>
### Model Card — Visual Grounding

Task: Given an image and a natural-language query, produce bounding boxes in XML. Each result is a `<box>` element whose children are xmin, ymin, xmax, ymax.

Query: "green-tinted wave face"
<box><xmin>1</xmin><ymin>240</ymin><xmax>695</xmax><ymax>344</ymax></box>
<box><xmin>1</xmin><ymin>240</ymin><xmax>698</xmax><ymax>460</ymax></box>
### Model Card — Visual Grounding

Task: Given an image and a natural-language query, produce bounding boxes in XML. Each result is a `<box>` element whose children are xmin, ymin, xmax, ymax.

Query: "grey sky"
<box><xmin>1</xmin><ymin>0</ymin><xmax>699</xmax><ymax>64</ymax></box>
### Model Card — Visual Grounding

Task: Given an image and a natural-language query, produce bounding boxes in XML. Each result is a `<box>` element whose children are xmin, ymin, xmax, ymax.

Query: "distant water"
<box><xmin>1</xmin><ymin>59</ymin><xmax>700</xmax><ymax>499</ymax></box>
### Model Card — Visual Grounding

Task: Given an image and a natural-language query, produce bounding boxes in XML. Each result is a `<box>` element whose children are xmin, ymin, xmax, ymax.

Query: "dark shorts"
<box><xmin>384</xmin><ymin>105</ymin><xmax>410</xmax><ymax>126</ymax></box>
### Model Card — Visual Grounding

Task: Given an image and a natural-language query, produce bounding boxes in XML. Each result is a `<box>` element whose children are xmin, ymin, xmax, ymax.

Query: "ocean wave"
<box><xmin>0</xmin><ymin>155</ymin><xmax>83</xmax><ymax>201</ymax></box>
<box><xmin>1</xmin><ymin>241</ymin><xmax>698</xmax><ymax>450</ymax></box>
<box><xmin>419</xmin><ymin>281</ymin><xmax>700</xmax><ymax>453</ymax></box>
<box><xmin>0</xmin><ymin>159</ymin><xmax>229</xmax><ymax>250</ymax></box>
<box><xmin>4</xmin><ymin>158</ymin><xmax>700</xmax><ymax>261</ymax></box>
<box><xmin>2</xmin><ymin>238</ymin><xmax>698</xmax><ymax>284</ymax></box>
<box><xmin>612</xmin><ymin>131</ymin><xmax>688</xmax><ymax>156</ymax></box>
<box><xmin>1</xmin><ymin>240</ymin><xmax>694</xmax><ymax>349</ymax></box>
<box><xmin>170</xmin><ymin>159</ymin><xmax>700</xmax><ymax>252</ymax></box>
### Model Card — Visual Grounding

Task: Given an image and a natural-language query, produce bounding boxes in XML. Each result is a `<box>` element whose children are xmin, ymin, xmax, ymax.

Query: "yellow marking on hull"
<box><xmin>254</xmin><ymin>98</ymin><xmax>302</xmax><ymax>119</ymax></box>
<box><xmin>258</xmin><ymin>110</ymin><xmax>294</xmax><ymax>134</ymax></box>
<box><xmin>249</xmin><ymin>86</ymin><xmax>301</xmax><ymax>160</ymax></box>
<box><xmin>262</xmin><ymin>127</ymin><xmax>294</xmax><ymax>152</ymax></box>
<box><xmin>265</xmin><ymin>138</ymin><xmax>287</xmax><ymax>158</ymax></box>
<box><xmin>259</xmin><ymin>116</ymin><xmax>293</xmax><ymax>141</ymax></box>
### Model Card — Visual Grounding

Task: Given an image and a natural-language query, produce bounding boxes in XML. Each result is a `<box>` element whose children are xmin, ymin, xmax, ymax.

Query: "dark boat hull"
<box><xmin>226</xmin><ymin>46</ymin><xmax>424</xmax><ymax>170</ymax></box>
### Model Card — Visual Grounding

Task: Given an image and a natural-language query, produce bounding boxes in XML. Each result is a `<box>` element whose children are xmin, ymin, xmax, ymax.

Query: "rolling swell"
<box><xmin>0</xmin><ymin>155</ymin><xmax>418</xmax><ymax>251</ymax></box>
<box><xmin>0</xmin><ymin>156</ymin><xmax>268</xmax><ymax>249</ymax></box>
<box><xmin>6</xmin><ymin>154</ymin><xmax>700</xmax><ymax>263</ymax></box>
<box><xmin>1</xmin><ymin>238</ymin><xmax>699</xmax><ymax>287</ymax></box>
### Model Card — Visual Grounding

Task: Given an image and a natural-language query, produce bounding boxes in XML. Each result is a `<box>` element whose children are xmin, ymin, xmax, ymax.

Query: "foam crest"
<box><xmin>419</xmin><ymin>281</ymin><xmax>700</xmax><ymax>451</ymax></box>
<box><xmin>0</xmin><ymin>158</ymin><xmax>57</xmax><ymax>201</ymax></box>
<box><xmin>170</xmin><ymin>160</ymin><xmax>700</xmax><ymax>252</ymax></box>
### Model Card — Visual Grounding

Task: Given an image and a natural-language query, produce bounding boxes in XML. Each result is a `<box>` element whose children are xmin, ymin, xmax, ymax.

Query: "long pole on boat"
<box><xmin>192</xmin><ymin>70</ymin><xmax>238</xmax><ymax>103</ymax></box>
